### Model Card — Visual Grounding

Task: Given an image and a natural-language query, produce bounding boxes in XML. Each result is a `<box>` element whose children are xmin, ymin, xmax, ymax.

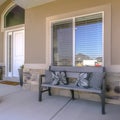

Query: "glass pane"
<box><xmin>75</xmin><ymin>13</ymin><xmax>102</xmax><ymax>66</ymax></box>
<box><xmin>52</xmin><ymin>20</ymin><xmax>73</xmax><ymax>66</ymax></box>
<box><xmin>7</xmin><ymin>34</ymin><xmax>12</xmax><ymax>72</ymax></box>
<box><xmin>4</xmin><ymin>6</ymin><xmax>25</xmax><ymax>28</ymax></box>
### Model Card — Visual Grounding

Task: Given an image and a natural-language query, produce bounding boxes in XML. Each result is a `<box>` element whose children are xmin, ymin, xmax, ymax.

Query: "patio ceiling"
<box><xmin>0</xmin><ymin>0</ymin><xmax>56</xmax><ymax>9</ymax></box>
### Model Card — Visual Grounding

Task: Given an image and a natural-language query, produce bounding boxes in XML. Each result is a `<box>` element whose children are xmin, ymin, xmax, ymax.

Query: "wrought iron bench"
<box><xmin>39</xmin><ymin>66</ymin><xmax>106</xmax><ymax>114</ymax></box>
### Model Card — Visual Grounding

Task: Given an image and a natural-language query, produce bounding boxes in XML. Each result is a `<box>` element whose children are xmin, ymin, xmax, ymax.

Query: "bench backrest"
<box><xmin>49</xmin><ymin>66</ymin><xmax>104</xmax><ymax>78</ymax></box>
<box><xmin>47</xmin><ymin>66</ymin><xmax>105</xmax><ymax>89</ymax></box>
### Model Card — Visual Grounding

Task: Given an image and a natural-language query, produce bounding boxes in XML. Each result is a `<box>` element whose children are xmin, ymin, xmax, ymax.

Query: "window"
<box><xmin>52</xmin><ymin>13</ymin><xmax>103</xmax><ymax>66</ymax></box>
<box><xmin>52</xmin><ymin>20</ymin><xmax>73</xmax><ymax>66</ymax></box>
<box><xmin>4</xmin><ymin>5</ymin><xmax>25</xmax><ymax>28</ymax></box>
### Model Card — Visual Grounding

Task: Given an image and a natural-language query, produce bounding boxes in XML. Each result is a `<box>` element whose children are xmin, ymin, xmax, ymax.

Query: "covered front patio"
<box><xmin>0</xmin><ymin>84</ymin><xmax>120</xmax><ymax>120</ymax></box>
<box><xmin>0</xmin><ymin>0</ymin><xmax>120</xmax><ymax>120</ymax></box>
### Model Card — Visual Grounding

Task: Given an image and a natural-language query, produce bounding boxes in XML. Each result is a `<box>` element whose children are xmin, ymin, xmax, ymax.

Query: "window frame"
<box><xmin>46</xmin><ymin>4</ymin><xmax>111</xmax><ymax>69</ymax></box>
<box><xmin>51</xmin><ymin>12</ymin><xmax>104</xmax><ymax>66</ymax></box>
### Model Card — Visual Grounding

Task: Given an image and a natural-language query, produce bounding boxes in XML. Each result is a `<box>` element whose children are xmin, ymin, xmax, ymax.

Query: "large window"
<box><xmin>52</xmin><ymin>13</ymin><xmax>103</xmax><ymax>66</ymax></box>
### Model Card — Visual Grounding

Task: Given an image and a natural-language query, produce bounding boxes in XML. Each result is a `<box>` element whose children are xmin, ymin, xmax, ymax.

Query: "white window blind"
<box><xmin>52</xmin><ymin>20</ymin><xmax>73</xmax><ymax>66</ymax></box>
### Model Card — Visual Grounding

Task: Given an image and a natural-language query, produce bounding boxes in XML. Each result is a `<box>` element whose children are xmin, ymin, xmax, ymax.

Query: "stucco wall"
<box><xmin>25</xmin><ymin>0</ymin><xmax>120</xmax><ymax>66</ymax></box>
<box><xmin>1</xmin><ymin>0</ymin><xmax>120</xmax><ymax>66</ymax></box>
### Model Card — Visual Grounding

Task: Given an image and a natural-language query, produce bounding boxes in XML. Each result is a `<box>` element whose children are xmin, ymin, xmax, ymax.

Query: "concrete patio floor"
<box><xmin>0</xmin><ymin>84</ymin><xmax>120</xmax><ymax>120</ymax></box>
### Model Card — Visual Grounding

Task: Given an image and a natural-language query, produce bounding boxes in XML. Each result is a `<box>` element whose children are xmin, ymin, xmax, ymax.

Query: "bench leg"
<box><xmin>39</xmin><ymin>87</ymin><xmax>42</xmax><ymax>101</ymax></box>
<box><xmin>100</xmin><ymin>94</ymin><xmax>105</xmax><ymax>114</ymax></box>
<box><xmin>70</xmin><ymin>90</ymin><xmax>74</xmax><ymax>100</ymax></box>
<box><xmin>48</xmin><ymin>87</ymin><xmax>51</xmax><ymax>96</ymax></box>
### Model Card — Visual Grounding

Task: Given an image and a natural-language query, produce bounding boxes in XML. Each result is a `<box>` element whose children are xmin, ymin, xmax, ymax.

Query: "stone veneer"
<box><xmin>23</xmin><ymin>68</ymin><xmax>44</xmax><ymax>91</ymax></box>
<box><xmin>106</xmin><ymin>72</ymin><xmax>120</xmax><ymax>104</ymax></box>
<box><xmin>23</xmin><ymin>68</ymin><xmax>120</xmax><ymax>104</ymax></box>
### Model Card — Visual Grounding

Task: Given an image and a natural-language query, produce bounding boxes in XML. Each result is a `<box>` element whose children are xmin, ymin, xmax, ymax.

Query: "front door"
<box><xmin>6</xmin><ymin>29</ymin><xmax>24</xmax><ymax>78</ymax></box>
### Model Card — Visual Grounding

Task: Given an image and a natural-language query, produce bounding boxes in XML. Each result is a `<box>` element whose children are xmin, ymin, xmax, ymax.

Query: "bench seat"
<box><xmin>42</xmin><ymin>82</ymin><xmax>102</xmax><ymax>94</ymax></box>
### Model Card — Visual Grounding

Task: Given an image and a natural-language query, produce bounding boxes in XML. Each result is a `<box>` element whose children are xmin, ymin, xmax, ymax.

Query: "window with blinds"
<box><xmin>52</xmin><ymin>20</ymin><xmax>73</xmax><ymax>66</ymax></box>
<box><xmin>52</xmin><ymin>13</ymin><xmax>103</xmax><ymax>66</ymax></box>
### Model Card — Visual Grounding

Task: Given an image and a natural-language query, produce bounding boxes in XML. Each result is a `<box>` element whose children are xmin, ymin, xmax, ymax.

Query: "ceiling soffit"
<box><xmin>14</xmin><ymin>0</ymin><xmax>56</xmax><ymax>9</ymax></box>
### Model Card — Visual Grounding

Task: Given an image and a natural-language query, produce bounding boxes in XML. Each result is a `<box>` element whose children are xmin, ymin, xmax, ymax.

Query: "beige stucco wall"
<box><xmin>0</xmin><ymin>0</ymin><xmax>120</xmax><ymax>66</ymax></box>
<box><xmin>25</xmin><ymin>0</ymin><xmax>120</xmax><ymax>65</ymax></box>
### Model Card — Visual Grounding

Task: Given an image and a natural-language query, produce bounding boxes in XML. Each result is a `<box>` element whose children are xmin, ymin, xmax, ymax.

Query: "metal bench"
<box><xmin>39</xmin><ymin>66</ymin><xmax>106</xmax><ymax>114</ymax></box>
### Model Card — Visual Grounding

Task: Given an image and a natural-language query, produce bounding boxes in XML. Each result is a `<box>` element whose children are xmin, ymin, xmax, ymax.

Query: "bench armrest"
<box><xmin>39</xmin><ymin>74</ymin><xmax>45</xmax><ymax>86</ymax></box>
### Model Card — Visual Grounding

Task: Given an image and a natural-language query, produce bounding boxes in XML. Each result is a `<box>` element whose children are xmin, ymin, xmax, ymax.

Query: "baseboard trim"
<box><xmin>24</xmin><ymin>64</ymin><xmax>48</xmax><ymax>69</ymax></box>
<box><xmin>24</xmin><ymin>63</ymin><xmax>120</xmax><ymax>72</ymax></box>
<box><xmin>106</xmin><ymin>65</ymin><xmax>120</xmax><ymax>72</ymax></box>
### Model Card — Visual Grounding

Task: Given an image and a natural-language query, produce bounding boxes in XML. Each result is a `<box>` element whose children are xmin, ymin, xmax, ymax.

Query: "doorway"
<box><xmin>5</xmin><ymin>28</ymin><xmax>24</xmax><ymax>78</ymax></box>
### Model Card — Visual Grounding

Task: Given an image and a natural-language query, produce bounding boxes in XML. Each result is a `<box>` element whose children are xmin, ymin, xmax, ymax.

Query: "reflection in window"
<box><xmin>75</xmin><ymin>14</ymin><xmax>102</xmax><ymax>66</ymax></box>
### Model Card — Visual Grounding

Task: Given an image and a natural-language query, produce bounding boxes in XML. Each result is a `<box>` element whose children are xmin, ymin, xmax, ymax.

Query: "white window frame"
<box><xmin>51</xmin><ymin>12</ymin><xmax>103</xmax><ymax>66</ymax></box>
<box><xmin>46</xmin><ymin>4</ymin><xmax>111</xmax><ymax>70</ymax></box>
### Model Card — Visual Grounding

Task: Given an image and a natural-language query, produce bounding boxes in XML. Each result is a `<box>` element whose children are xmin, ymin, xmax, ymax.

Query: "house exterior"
<box><xmin>0</xmin><ymin>0</ymin><xmax>120</xmax><ymax>104</ymax></box>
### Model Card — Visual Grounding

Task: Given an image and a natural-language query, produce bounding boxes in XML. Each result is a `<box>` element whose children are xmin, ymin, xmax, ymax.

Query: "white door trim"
<box><xmin>4</xmin><ymin>26</ymin><xmax>25</xmax><ymax>77</ymax></box>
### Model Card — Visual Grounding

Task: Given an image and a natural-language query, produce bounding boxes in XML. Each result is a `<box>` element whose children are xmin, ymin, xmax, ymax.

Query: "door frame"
<box><xmin>4</xmin><ymin>25</ymin><xmax>25</xmax><ymax>78</ymax></box>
